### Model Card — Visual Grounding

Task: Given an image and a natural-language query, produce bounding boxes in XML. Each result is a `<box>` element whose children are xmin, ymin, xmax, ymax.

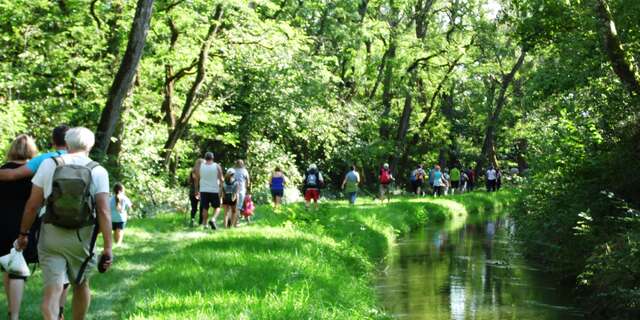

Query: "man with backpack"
<box><xmin>379</xmin><ymin>163</ymin><xmax>394</xmax><ymax>203</ymax></box>
<box><xmin>303</xmin><ymin>164</ymin><xmax>323</xmax><ymax>210</ymax></box>
<box><xmin>16</xmin><ymin>127</ymin><xmax>112</xmax><ymax>320</ymax></box>
<box><xmin>410</xmin><ymin>165</ymin><xmax>425</xmax><ymax>196</ymax></box>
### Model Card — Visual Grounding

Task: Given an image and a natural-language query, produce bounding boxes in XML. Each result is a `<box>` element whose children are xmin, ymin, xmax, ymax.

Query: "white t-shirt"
<box><xmin>32</xmin><ymin>154</ymin><xmax>110</xmax><ymax>200</ymax></box>
<box><xmin>200</xmin><ymin>162</ymin><xmax>221</xmax><ymax>193</ymax></box>
<box><xmin>234</xmin><ymin>167</ymin><xmax>249</xmax><ymax>192</ymax></box>
<box><xmin>487</xmin><ymin>169</ymin><xmax>497</xmax><ymax>181</ymax></box>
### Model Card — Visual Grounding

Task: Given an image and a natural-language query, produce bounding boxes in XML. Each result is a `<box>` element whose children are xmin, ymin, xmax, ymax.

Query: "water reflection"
<box><xmin>376</xmin><ymin>215</ymin><xmax>583</xmax><ymax>320</ymax></box>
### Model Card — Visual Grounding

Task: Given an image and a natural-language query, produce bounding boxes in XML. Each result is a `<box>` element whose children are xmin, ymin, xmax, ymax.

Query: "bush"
<box><xmin>513</xmin><ymin>131</ymin><xmax>640</xmax><ymax>318</ymax></box>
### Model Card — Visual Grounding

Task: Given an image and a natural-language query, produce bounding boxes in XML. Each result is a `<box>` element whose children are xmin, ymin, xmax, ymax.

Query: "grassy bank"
<box><xmin>1</xmin><ymin>191</ymin><xmax>514</xmax><ymax>319</ymax></box>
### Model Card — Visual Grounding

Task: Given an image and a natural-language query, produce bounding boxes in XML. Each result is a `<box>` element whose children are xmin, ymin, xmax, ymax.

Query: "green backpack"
<box><xmin>44</xmin><ymin>157</ymin><xmax>99</xmax><ymax>229</ymax></box>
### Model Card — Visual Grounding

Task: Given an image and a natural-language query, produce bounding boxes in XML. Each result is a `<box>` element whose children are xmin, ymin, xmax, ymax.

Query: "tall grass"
<box><xmin>0</xmin><ymin>191</ymin><xmax>512</xmax><ymax>319</ymax></box>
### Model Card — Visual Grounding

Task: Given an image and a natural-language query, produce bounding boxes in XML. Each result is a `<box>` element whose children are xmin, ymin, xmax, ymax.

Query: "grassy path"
<box><xmin>1</xmin><ymin>192</ymin><xmax>514</xmax><ymax>319</ymax></box>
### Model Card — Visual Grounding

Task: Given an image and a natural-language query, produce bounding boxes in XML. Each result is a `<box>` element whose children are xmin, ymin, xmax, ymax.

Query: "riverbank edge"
<box><xmin>121</xmin><ymin>192</ymin><xmax>516</xmax><ymax>319</ymax></box>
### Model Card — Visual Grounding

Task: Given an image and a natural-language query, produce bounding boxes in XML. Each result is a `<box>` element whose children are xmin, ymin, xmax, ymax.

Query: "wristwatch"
<box><xmin>19</xmin><ymin>231</ymin><xmax>29</xmax><ymax>237</ymax></box>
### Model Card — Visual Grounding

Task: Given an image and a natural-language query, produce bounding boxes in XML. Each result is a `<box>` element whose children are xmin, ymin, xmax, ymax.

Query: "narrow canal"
<box><xmin>376</xmin><ymin>213</ymin><xmax>584</xmax><ymax>320</ymax></box>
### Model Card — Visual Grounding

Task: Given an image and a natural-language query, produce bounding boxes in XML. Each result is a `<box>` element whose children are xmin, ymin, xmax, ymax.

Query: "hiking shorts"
<box><xmin>451</xmin><ymin>181</ymin><xmax>460</xmax><ymax>188</ymax></box>
<box><xmin>271</xmin><ymin>189</ymin><xmax>284</xmax><ymax>198</ymax></box>
<box><xmin>38</xmin><ymin>223</ymin><xmax>96</xmax><ymax>286</ymax></box>
<box><xmin>305</xmin><ymin>189</ymin><xmax>320</xmax><ymax>201</ymax></box>
<box><xmin>112</xmin><ymin>222</ymin><xmax>126</xmax><ymax>230</ymax></box>
<box><xmin>200</xmin><ymin>192</ymin><xmax>220</xmax><ymax>210</ymax></box>
<box><xmin>379</xmin><ymin>183</ymin><xmax>391</xmax><ymax>195</ymax></box>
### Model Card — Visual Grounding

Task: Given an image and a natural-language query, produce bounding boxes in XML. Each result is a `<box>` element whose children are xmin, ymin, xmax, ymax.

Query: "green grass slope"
<box><xmin>1</xmin><ymin>191</ymin><xmax>514</xmax><ymax>319</ymax></box>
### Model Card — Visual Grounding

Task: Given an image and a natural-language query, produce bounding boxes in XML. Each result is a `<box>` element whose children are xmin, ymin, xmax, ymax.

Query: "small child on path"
<box><xmin>111</xmin><ymin>183</ymin><xmax>133</xmax><ymax>246</ymax></box>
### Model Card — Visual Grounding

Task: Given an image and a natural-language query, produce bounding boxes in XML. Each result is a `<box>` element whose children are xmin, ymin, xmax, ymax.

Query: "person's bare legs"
<box><xmin>113</xmin><ymin>229</ymin><xmax>124</xmax><ymax>246</ymax></box>
<box><xmin>8</xmin><ymin>278</ymin><xmax>25</xmax><ymax>320</ymax></box>
<box><xmin>59</xmin><ymin>285</ymin><xmax>69</xmax><ymax>319</ymax></box>
<box><xmin>3</xmin><ymin>274</ymin><xmax>9</xmax><ymax>315</ymax></box>
<box><xmin>314</xmin><ymin>198</ymin><xmax>319</xmax><ymax>210</ymax></box>
<box><xmin>231</xmin><ymin>207</ymin><xmax>238</xmax><ymax>227</ymax></box>
<box><xmin>212</xmin><ymin>207</ymin><xmax>221</xmax><ymax>223</ymax></box>
<box><xmin>41</xmin><ymin>283</ymin><xmax>64</xmax><ymax>320</ymax></box>
<box><xmin>223</xmin><ymin>205</ymin><xmax>231</xmax><ymax>228</ymax></box>
<box><xmin>201</xmin><ymin>207</ymin><xmax>209</xmax><ymax>226</ymax></box>
<box><xmin>71</xmin><ymin>281</ymin><xmax>91</xmax><ymax>320</ymax></box>
<box><xmin>4</xmin><ymin>273</ymin><xmax>25</xmax><ymax>320</ymax></box>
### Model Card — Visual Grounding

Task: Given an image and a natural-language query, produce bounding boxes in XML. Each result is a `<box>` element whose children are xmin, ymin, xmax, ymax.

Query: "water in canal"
<box><xmin>376</xmin><ymin>213</ymin><xmax>584</xmax><ymax>320</ymax></box>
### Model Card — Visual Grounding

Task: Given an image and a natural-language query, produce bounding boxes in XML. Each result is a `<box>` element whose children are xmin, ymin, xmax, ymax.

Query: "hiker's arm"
<box><xmin>341</xmin><ymin>177</ymin><xmax>346</xmax><ymax>189</ymax></box>
<box><xmin>217</xmin><ymin>165</ymin><xmax>224</xmax><ymax>186</ymax></box>
<box><xmin>0</xmin><ymin>165</ymin><xmax>32</xmax><ymax>181</ymax></box>
<box><xmin>96</xmin><ymin>192</ymin><xmax>113</xmax><ymax>268</ymax></box>
<box><xmin>194</xmin><ymin>172</ymin><xmax>200</xmax><ymax>195</ymax></box>
<box><xmin>16</xmin><ymin>185</ymin><xmax>44</xmax><ymax>250</ymax></box>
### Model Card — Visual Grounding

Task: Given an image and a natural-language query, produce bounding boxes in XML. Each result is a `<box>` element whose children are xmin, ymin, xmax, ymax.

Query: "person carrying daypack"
<box><xmin>410</xmin><ymin>165</ymin><xmax>425</xmax><ymax>196</ymax></box>
<box><xmin>222</xmin><ymin>168</ymin><xmax>239</xmax><ymax>228</ymax></box>
<box><xmin>379</xmin><ymin>163</ymin><xmax>394</xmax><ymax>203</ymax></box>
<box><xmin>304</xmin><ymin>164</ymin><xmax>323</xmax><ymax>210</ymax></box>
<box><xmin>15</xmin><ymin>127</ymin><xmax>112</xmax><ymax>320</ymax></box>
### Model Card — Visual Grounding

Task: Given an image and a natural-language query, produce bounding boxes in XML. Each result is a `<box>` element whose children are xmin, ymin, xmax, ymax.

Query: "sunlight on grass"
<box><xmin>0</xmin><ymin>191</ymin><xmax>512</xmax><ymax>319</ymax></box>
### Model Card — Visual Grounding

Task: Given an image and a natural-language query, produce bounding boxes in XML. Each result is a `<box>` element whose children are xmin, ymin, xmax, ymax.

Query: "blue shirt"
<box><xmin>110</xmin><ymin>195</ymin><xmax>132</xmax><ymax>223</ymax></box>
<box><xmin>26</xmin><ymin>150</ymin><xmax>67</xmax><ymax>173</ymax></box>
<box><xmin>433</xmin><ymin>171</ymin><xmax>444</xmax><ymax>187</ymax></box>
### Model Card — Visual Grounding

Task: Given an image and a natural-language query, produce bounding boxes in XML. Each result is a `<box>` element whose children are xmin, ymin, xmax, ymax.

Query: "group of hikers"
<box><xmin>0</xmin><ymin>125</ymin><xmax>128</xmax><ymax>320</ymax></box>
<box><xmin>187</xmin><ymin>153</ymin><xmax>255</xmax><ymax>229</ymax></box>
<box><xmin>0</xmin><ymin>125</ymin><xmax>506</xmax><ymax>319</ymax></box>
<box><xmin>368</xmin><ymin>162</ymin><xmax>502</xmax><ymax>204</ymax></box>
<box><xmin>260</xmin><ymin>161</ymin><xmax>503</xmax><ymax>208</ymax></box>
<box><xmin>407</xmin><ymin>163</ymin><xmax>503</xmax><ymax>196</ymax></box>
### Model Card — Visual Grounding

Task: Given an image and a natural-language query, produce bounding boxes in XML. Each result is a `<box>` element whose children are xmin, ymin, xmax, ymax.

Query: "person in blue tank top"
<box><xmin>269</xmin><ymin>167</ymin><xmax>286</xmax><ymax>209</ymax></box>
<box><xmin>432</xmin><ymin>165</ymin><xmax>445</xmax><ymax>197</ymax></box>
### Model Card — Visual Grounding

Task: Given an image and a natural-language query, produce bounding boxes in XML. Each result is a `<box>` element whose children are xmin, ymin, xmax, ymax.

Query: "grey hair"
<box><xmin>65</xmin><ymin>127</ymin><xmax>95</xmax><ymax>152</ymax></box>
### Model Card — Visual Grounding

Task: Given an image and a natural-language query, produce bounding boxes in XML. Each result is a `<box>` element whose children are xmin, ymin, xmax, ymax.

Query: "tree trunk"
<box><xmin>93</xmin><ymin>0</ymin><xmax>154</xmax><ymax>157</ymax></box>
<box><xmin>162</xmin><ymin>4</ymin><xmax>224</xmax><ymax>167</ymax></box>
<box><xmin>476</xmin><ymin>49</ymin><xmax>526</xmax><ymax>175</ymax></box>
<box><xmin>515</xmin><ymin>138</ymin><xmax>529</xmax><ymax>173</ymax></box>
<box><xmin>161</xmin><ymin>17</ymin><xmax>198</xmax><ymax>130</ymax></box>
<box><xmin>162</xmin><ymin>65</ymin><xmax>177</xmax><ymax>128</ymax></box>
<box><xmin>390</xmin><ymin>79</ymin><xmax>413</xmax><ymax>174</ymax></box>
<box><xmin>379</xmin><ymin>36</ymin><xmax>397</xmax><ymax>139</ymax></box>
<box><xmin>358</xmin><ymin>0</ymin><xmax>368</xmax><ymax>22</ymax></box>
<box><xmin>415</xmin><ymin>0</ymin><xmax>435</xmax><ymax>39</ymax></box>
<box><xmin>592</xmin><ymin>0</ymin><xmax>640</xmax><ymax>96</ymax></box>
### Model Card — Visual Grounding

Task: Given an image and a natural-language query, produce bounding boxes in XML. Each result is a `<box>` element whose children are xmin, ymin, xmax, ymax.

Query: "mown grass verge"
<box><xmin>1</xmin><ymin>191</ymin><xmax>514</xmax><ymax>319</ymax></box>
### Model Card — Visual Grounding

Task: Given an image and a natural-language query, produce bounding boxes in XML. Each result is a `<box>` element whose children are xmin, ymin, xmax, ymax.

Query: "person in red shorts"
<box><xmin>303</xmin><ymin>164</ymin><xmax>323</xmax><ymax>210</ymax></box>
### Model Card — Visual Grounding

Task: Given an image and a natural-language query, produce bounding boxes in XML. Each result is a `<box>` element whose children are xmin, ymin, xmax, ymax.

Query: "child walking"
<box><xmin>111</xmin><ymin>183</ymin><xmax>133</xmax><ymax>246</ymax></box>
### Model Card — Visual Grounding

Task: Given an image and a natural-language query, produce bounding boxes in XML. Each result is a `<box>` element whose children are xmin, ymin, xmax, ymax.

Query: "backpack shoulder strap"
<box><xmin>85</xmin><ymin>161</ymin><xmax>100</xmax><ymax>171</ymax></box>
<box><xmin>51</xmin><ymin>156</ymin><xmax>65</xmax><ymax>167</ymax></box>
